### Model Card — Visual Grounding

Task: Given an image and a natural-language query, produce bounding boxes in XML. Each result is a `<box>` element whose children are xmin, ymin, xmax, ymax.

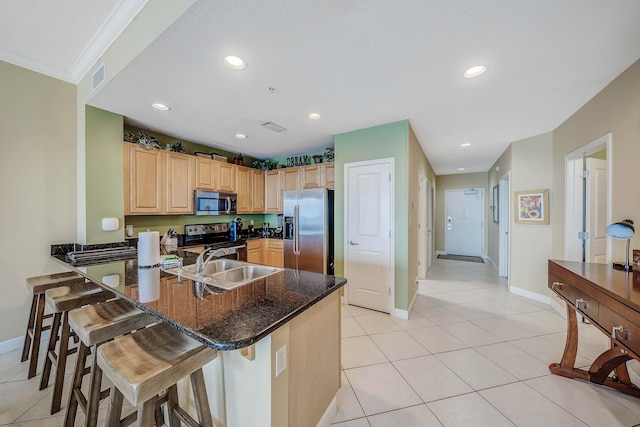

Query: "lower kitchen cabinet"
<box><xmin>247</xmin><ymin>239</ymin><xmax>263</xmax><ymax>264</ymax></box>
<box><xmin>266</xmin><ymin>239</ymin><xmax>284</xmax><ymax>268</ymax></box>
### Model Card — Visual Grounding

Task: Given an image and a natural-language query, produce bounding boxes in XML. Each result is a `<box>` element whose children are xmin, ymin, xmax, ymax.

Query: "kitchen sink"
<box><xmin>163</xmin><ymin>260</ymin><xmax>283</xmax><ymax>291</ymax></box>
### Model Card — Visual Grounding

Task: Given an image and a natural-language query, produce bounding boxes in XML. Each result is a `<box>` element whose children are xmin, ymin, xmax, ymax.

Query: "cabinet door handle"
<box><xmin>551</xmin><ymin>282</ymin><xmax>562</xmax><ymax>291</ymax></box>
<box><xmin>612</xmin><ymin>325</ymin><xmax>624</xmax><ymax>339</ymax></box>
<box><xmin>575</xmin><ymin>298</ymin><xmax>587</xmax><ymax>309</ymax></box>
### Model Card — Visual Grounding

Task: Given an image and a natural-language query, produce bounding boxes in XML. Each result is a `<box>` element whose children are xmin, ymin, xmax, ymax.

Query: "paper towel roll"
<box><xmin>138</xmin><ymin>231</ymin><xmax>160</xmax><ymax>267</ymax></box>
<box><xmin>138</xmin><ymin>267</ymin><xmax>160</xmax><ymax>303</ymax></box>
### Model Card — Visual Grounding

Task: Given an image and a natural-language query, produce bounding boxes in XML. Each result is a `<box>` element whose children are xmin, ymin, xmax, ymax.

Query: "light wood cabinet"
<box><xmin>124</xmin><ymin>143</ymin><xmax>163</xmax><ymax>214</ymax></box>
<box><xmin>300</xmin><ymin>165</ymin><xmax>324</xmax><ymax>189</ymax></box>
<box><xmin>265</xmin><ymin>170</ymin><xmax>281</xmax><ymax>213</ymax></box>
<box><xmin>236</xmin><ymin>166</ymin><xmax>252</xmax><ymax>213</ymax></box>
<box><xmin>266</xmin><ymin>239</ymin><xmax>284</xmax><ymax>268</ymax></box>
<box><xmin>164</xmin><ymin>151</ymin><xmax>194</xmax><ymax>213</ymax></box>
<box><xmin>324</xmin><ymin>163</ymin><xmax>335</xmax><ymax>188</ymax></box>
<box><xmin>246</xmin><ymin>239</ymin><xmax>263</xmax><ymax>264</ymax></box>
<box><xmin>217</xmin><ymin>162</ymin><xmax>237</xmax><ymax>192</ymax></box>
<box><xmin>251</xmin><ymin>170</ymin><xmax>265</xmax><ymax>213</ymax></box>
<box><xmin>195</xmin><ymin>157</ymin><xmax>218</xmax><ymax>190</ymax></box>
<box><xmin>280</xmin><ymin>167</ymin><xmax>300</xmax><ymax>192</ymax></box>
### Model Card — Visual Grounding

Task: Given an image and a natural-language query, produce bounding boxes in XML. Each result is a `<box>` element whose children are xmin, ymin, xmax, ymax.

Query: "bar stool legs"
<box><xmin>39</xmin><ymin>310</ymin><xmax>75</xmax><ymax>414</ymax></box>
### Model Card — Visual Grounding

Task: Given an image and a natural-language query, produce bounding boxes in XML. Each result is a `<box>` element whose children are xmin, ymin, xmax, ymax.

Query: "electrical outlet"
<box><xmin>275</xmin><ymin>345</ymin><xmax>287</xmax><ymax>377</ymax></box>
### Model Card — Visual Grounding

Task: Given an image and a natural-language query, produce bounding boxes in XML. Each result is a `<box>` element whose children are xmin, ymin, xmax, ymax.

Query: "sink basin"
<box><xmin>163</xmin><ymin>260</ymin><xmax>283</xmax><ymax>290</ymax></box>
<box><xmin>180</xmin><ymin>259</ymin><xmax>245</xmax><ymax>275</ymax></box>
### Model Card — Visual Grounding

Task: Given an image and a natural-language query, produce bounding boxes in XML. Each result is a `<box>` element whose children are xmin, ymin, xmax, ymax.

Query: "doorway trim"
<box><xmin>343</xmin><ymin>157</ymin><xmax>395</xmax><ymax>314</ymax></box>
<box><xmin>498</xmin><ymin>172</ymin><xmax>510</xmax><ymax>278</ymax></box>
<box><xmin>564</xmin><ymin>133</ymin><xmax>612</xmax><ymax>262</ymax></box>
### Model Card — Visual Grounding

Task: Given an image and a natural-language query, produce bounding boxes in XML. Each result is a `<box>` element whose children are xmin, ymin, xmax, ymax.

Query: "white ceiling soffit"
<box><xmin>0</xmin><ymin>0</ymin><xmax>148</xmax><ymax>84</ymax></box>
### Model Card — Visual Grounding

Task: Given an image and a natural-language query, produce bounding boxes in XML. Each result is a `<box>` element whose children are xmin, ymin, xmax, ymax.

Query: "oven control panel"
<box><xmin>185</xmin><ymin>223</ymin><xmax>229</xmax><ymax>236</ymax></box>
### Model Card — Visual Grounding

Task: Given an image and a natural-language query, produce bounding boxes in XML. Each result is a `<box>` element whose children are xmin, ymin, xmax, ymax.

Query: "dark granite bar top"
<box><xmin>52</xmin><ymin>249</ymin><xmax>346</xmax><ymax>351</ymax></box>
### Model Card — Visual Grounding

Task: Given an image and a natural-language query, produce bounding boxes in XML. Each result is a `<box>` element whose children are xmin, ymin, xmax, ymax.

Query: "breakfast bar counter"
<box><xmin>52</xmin><ymin>249</ymin><xmax>346</xmax><ymax>426</ymax></box>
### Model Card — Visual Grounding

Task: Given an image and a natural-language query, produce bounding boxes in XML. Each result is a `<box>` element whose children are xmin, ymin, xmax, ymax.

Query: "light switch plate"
<box><xmin>275</xmin><ymin>345</ymin><xmax>287</xmax><ymax>377</ymax></box>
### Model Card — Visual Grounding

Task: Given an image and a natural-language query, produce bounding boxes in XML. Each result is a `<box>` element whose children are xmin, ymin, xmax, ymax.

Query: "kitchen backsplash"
<box><xmin>125</xmin><ymin>214</ymin><xmax>281</xmax><ymax>237</ymax></box>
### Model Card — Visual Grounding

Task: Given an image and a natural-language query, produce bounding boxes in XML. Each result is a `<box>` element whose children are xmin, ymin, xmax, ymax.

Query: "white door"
<box><xmin>585</xmin><ymin>158</ymin><xmax>608</xmax><ymax>263</ymax></box>
<box><xmin>345</xmin><ymin>159</ymin><xmax>393</xmax><ymax>313</ymax></box>
<box><xmin>445</xmin><ymin>189</ymin><xmax>484</xmax><ymax>257</ymax></box>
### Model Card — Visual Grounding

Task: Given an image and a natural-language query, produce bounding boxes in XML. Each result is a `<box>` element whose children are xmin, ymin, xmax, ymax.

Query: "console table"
<box><xmin>548</xmin><ymin>259</ymin><xmax>640</xmax><ymax>397</ymax></box>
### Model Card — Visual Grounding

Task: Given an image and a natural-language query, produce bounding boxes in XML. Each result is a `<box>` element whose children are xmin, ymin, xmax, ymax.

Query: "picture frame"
<box><xmin>514</xmin><ymin>189</ymin><xmax>549</xmax><ymax>224</ymax></box>
<box><xmin>492</xmin><ymin>185</ymin><xmax>499</xmax><ymax>223</ymax></box>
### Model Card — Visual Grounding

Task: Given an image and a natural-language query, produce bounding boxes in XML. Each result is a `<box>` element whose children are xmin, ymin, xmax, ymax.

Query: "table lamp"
<box><xmin>605</xmin><ymin>219</ymin><xmax>635</xmax><ymax>271</ymax></box>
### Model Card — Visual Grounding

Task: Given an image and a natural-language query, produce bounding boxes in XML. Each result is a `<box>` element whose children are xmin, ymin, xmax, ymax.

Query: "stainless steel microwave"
<box><xmin>194</xmin><ymin>190</ymin><xmax>237</xmax><ymax>215</ymax></box>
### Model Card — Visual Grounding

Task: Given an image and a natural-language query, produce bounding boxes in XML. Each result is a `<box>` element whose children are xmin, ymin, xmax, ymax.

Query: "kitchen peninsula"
<box><xmin>52</xmin><ymin>248</ymin><xmax>346</xmax><ymax>427</ymax></box>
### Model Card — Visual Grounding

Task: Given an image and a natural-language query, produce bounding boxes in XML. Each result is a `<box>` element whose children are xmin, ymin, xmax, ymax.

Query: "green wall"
<box><xmin>335</xmin><ymin>120</ymin><xmax>410</xmax><ymax>310</ymax></box>
<box><xmin>126</xmin><ymin>214</ymin><xmax>279</xmax><ymax>237</ymax></box>
<box><xmin>86</xmin><ymin>106</ymin><xmax>126</xmax><ymax>244</ymax></box>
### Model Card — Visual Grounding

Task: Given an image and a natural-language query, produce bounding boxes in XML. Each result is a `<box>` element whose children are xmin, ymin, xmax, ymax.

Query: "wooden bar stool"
<box><xmin>64</xmin><ymin>299</ymin><xmax>157</xmax><ymax>427</ymax></box>
<box><xmin>39</xmin><ymin>282</ymin><xmax>115</xmax><ymax>414</ymax></box>
<box><xmin>22</xmin><ymin>272</ymin><xmax>86</xmax><ymax>379</ymax></box>
<box><xmin>97</xmin><ymin>323</ymin><xmax>217</xmax><ymax>427</ymax></box>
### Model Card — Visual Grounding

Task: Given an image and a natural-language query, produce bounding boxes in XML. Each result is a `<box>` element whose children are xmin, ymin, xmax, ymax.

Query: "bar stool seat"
<box><xmin>40</xmin><ymin>283</ymin><xmax>115</xmax><ymax>415</ymax></box>
<box><xmin>98</xmin><ymin>323</ymin><xmax>217</xmax><ymax>427</ymax></box>
<box><xmin>22</xmin><ymin>272</ymin><xmax>86</xmax><ymax>379</ymax></box>
<box><xmin>64</xmin><ymin>299</ymin><xmax>157</xmax><ymax>427</ymax></box>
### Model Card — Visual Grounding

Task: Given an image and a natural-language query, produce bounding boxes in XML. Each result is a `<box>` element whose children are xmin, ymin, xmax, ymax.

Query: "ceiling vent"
<box><xmin>261</xmin><ymin>121</ymin><xmax>287</xmax><ymax>133</ymax></box>
<box><xmin>92</xmin><ymin>63</ymin><xmax>105</xmax><ymax>93</ymax></box>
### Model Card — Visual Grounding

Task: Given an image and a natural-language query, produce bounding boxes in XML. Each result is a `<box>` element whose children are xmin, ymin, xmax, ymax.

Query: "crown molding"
<box><xmin>69</xmin><ymin>0</ymin><xmax>149</xmax><ymax>83</ymax></box>
<box><xmin>0</xmin><ymin>48</ymin><xmax>75</xmax><ymax>83</ymax></box>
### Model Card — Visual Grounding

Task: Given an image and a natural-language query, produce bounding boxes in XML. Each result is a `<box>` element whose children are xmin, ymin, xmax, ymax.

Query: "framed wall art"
<box><xmin>514</xmin><ymin>189</ymin><xmax>549</xmax><ymax>224</ymax></box>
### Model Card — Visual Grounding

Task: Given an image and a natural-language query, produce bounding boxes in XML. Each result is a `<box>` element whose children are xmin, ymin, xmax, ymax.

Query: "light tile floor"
<box><xmin>2</xmin><ymin>258</ymin><xmax>640</xmax><ymax>426</ymax></box>
<box><xmin>331</xmin><ymin>258</ymin><xmax>640</xmax><ymax>427</ymax></box>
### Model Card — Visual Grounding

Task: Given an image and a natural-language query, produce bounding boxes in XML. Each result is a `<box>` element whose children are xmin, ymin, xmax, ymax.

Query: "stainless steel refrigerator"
<box><xmin>284</xmin><ymin>188</ymin><xmax>334</xmax><ymax>274</ymax></box>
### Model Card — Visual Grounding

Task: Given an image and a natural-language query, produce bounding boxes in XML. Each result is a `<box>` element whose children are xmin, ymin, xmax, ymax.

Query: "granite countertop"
<box><xmin>52</xmin><ymin>249</ymin><xmax>346</xmax><ymax>351</ymax></box>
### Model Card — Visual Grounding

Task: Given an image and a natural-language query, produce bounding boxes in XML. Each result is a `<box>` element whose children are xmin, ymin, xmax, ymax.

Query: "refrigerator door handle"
<box><xmin>293</xmin><ymin>205</ymin><xmax>301</xmax><ymax>255</ymax></box>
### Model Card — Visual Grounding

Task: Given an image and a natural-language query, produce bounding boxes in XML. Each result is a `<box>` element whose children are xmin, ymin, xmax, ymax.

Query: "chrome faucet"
<box><xmin>195</xmin><ymin>247</ymin><xmax>232</xmax><ymax>274</ymax></box>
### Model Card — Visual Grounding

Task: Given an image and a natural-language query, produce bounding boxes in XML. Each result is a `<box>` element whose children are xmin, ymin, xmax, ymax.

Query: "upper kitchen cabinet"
<box><xmin>164</xmin><ymin>151</ymin><xmax>194</xmax><ymax>213</ymax></box>
<box><xmin>195</xmin><ymin>157</ymin><xmax>218</xmax><ymax>190</ymax></box>
<box><xmin>265</xmin><ymin>170</ymin><xmax>281</xmax><ymax>213</ymax></box>
<box><xmin>217</xmin><ymin>162</ymin><xmax>237</xmax><ymax>192</ymax></box>
<box><xmin>252</xmin><ymin>169</ymin><xmax>265</xmax><ymax>213</ymax></box>
<box><xmin>124</xmin><ymin>142</ymin><xmax>194</xmax><ymax>215</ymax></box>
<box><xmin>236</xmin><ymin>166</ymin><xmax>252</xmax><ymax>213</ymax></box>
<box><xmin>300</xmin><ymin>163</ymin><xmax>335</xmax><ymax>189</ymax></box>
<box><xmin>124</xmin><ymin>143</ymin><xmax>163</xmax><ymax>214</ymax></box>
<box><xmin>324</xmin><ymin>163</ymin><xmax>335</xmax><ymax>188</ymax></box>
<box><xmin>281</xmin><ymin>167</ymin><xmax>300</xmax><ymax>192</ymax></box>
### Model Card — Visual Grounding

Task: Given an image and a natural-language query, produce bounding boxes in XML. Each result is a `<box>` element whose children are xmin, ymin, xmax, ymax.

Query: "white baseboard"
<box><xmin>550</xmin><ymin>298</ymin><xmax>565</xmax><ymax>318</ymax></box>
<box><xmin>435</xmin><ymin>250</ymin><xmax>447</xmax><ymax>257</ymax></box>
<box><xmin>509</xmin><ymin>286</ymin><xmax>551</xmax><ymax>306</ymax></box>
<box><xmin>0</xmin><ymin>330</ymin><xmax>51</xmax><ymax>355</ymax></box>
<box><xmin>389</xmin><ymin>290</ymin><xmax>419</xmax><ymax>320</ymax></box>
<box><xmin>484</xmin><ymin>256</ymin><xmax>497</xmax><ymax>270</ymax></box>
<box><xmin>315</xmin><ymin>394</ymin><xmax>338</xmax><ymax>427</ymax></box>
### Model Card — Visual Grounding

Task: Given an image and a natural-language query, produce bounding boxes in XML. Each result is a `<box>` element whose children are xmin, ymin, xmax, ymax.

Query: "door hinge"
<box><xmin>388</xmin><ymin>287</ymin><xmax>391</xmax><ymax>295</ymax></box>
<box><xmin>582</xmin><ymin>170</ymin><xmax>590</xmax><ymax>178</ymax></box>
<box><xmin>389</xmin><ymin>173</ymin><xmax>391</xmax><ymax>182</ymax></box>
<box><xmin>389</xmin><ymin>230</ymin><xmax>391</xmax><ymax>238</ymax></box>
<box><xmin>578</xmin><ymin>231</ymin><xmax>590</xmax><ymax>240</ymax></box>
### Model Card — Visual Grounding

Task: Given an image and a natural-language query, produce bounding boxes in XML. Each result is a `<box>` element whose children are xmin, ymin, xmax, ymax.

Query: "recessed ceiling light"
<box><xmin>224</xmin><ymin>56</ymin><xmax>246</xmax><ymax>70</ymax></box>
<box><xmin>457</xmin><ymin>167</ymin><xmax>466</xmax><ymax>171</ymax></box>
<box><xmin>151</xmin><ymin>103</ymin><xmax>171</xmax><ymax>111</ymax></box>
<box><xmin>235</xmin><ymin>133</ymin><xmax>247</xmax><ymax>139</ymax></box>
<box><xmin>460</xmin><ymin>143</ymin><xmax>472</xmax><ymax>148</ymax></box>
<box><xmin>307</xmin><ymin>113</ymin><xmax>322</xmax><ymax>120</ymax></box>
<box><xmin>463</xmin><ymin>65</ymin><xmax>487</xmax><ymax>78</ymax></box>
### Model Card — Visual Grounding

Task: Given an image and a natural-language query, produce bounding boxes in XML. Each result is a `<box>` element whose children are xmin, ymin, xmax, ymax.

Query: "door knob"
<box><xmin>349</xmin><ymin>241</ymin><xmax>359</xmax><ymax>246</ymax></box>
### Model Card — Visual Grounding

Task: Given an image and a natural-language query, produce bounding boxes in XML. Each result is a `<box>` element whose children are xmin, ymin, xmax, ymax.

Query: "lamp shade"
<box><xmin>606</xmin><ymin>219</ymin><xmax>634</xmax><ymax>240</ymax></box>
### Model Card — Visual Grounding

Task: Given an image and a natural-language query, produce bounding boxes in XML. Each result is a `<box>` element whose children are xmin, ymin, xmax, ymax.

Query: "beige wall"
<box><xmin>407</xmin><ymin>125</ymin><xmax>437</xmax><ymax>306</ymax></box>
<box><xmin>552</xmin><ymin>59</ymin><xmax>640</xmax><ymax>263</ymax></box>
<box><xmin>0</xmin><ymin>61</ymin><xmax>77</xmax><ymax>342</ymax></box>
<box><xmin>434</xmin><ymin>172</ymin><xmax>489</xmax><ymax>253</ymax></box>
<box><xmin>509</xmin><ymin>133</ymin><xmax>554</xmax><ymax>296</ymax></box>
<box><xmin>487</xmin><ymin>145</ymin><xmax>512</xmax><ymax>268</ymax></box>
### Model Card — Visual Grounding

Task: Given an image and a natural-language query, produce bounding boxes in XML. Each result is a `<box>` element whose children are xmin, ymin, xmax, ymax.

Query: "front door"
<box><xmin>445</xmin><ymin>188</ymin><xmax>484</xmax><ymax>257</ymax></box>
<box><xmin>345</xmin><ymin>159</ymin><xmax>393</xmax><ymax>313</ymax></box>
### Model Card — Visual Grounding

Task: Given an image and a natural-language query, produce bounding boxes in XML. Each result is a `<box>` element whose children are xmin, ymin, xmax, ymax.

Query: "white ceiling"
<box><xmin>3</xmin><ymin>1</ymin><xmax>640</xmax><ymax>175</ymax></box>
